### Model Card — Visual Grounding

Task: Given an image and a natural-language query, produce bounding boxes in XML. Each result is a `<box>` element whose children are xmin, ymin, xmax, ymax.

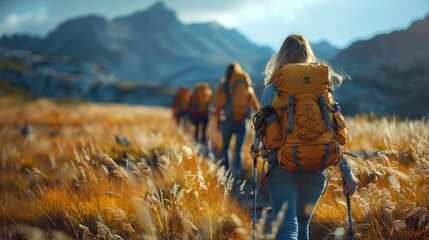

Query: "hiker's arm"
<box><xmin>207</xmin><ymin>88</ymin><xmax>213</xmax><ymax>104</ymax></box>
<box><xmin>339</xmin><ymin>156</ymin><xmax>357</xmax><ymax>196</ymax></box>
<box><xmin>249</xmin><ymin>137</ymin><xmax>262</xmax><ymax>159</ymax></box>
<box><xmin>215</xmin><ymin>82</ymin><xmax>226</xmax><ymax>130</ymax></box>
<box><xmin>261</xmin><ymin>84</ymin><xmax>276</xmax><ymax>107</ymax></box>
<box><xmin>249</xmin><ymin>87</ymin><xmax>260</xmax><ymax>112</ymax></box>
<box><xmin>249</xmin><ymin>85</ymin><xmax>275</xmax><ymax>159</ymax></box>
<box><xmin>172</xmin><ymin>94</ymin><xmax>178</xmax><ymax>117</ymax></box>
<box><xmin>252</xmin><ymin>137</ymin><xmax>262</xmax><ymax>150</ymax></box>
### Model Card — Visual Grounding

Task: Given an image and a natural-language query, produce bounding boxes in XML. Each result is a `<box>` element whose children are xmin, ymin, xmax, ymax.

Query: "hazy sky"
<box><xmin>1</xmin><ymin>0</ymin><xmax>428</xmax><ymax>49</ymax></box>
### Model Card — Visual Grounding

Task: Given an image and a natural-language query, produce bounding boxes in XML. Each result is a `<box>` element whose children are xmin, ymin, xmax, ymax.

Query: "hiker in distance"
<box><xmin>249</xmin><ymin>34</ymin><xmax>357</xmax><ymax>240</ymax></box>
<box><xmin>172</xmin><ymin>87</ymin><xmax>191</xmax><ymax>131</ymax></box>
<box><xmin>189</xmin><ymin>82</ymin><xmax>213</xmax><ymax>144</ymax></box>
<box><xmin>215</xmin><ymin>63</ymin><xmax>260</xmax><ymax>180</ymax></box>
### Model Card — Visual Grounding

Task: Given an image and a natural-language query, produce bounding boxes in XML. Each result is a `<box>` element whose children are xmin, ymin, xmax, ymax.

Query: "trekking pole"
<box><xmin>346</xmin><ymin>194</ymin><xmax>355</xmax><ymax>240</ymax></box>
<box><xmin>208</xmin><ymin>106</ymin><xmax>216</xmax><ymax>160</ymax></box>
<box><xmin>252</xmin><ymin>157</ymin><xmax>257</xmax><ymax>240</ymax></box>
<box><xmin>343</xmin><ymin>178</ymin><xmax>355</xmax><ymax>240</ymax></box>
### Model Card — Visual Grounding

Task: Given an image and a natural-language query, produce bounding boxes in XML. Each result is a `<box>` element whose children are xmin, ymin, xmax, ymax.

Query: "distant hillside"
<box><xmin>0</xmin><ymin>2</ymin><xmax>272</xmax><ymax>87</ymax></box>
<box><xmin>332</xmin><ymin>14</ymin><xmax>429</xmax><ymax>118</ymax></box>
<box><xmin>312</xmin><ymin>41</ymin><xmax>341</xmax><ymax>61</ymax></box>
<box><xmin>0</xmin><ymin>49</ymin><xmax>175</xmax><ymax>106</ymax></box>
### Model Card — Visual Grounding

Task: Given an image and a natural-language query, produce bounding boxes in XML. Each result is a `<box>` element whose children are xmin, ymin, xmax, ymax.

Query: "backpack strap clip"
<box><xmin>280</xmin><ymin>105</ymin><xmax>288</xmax><ymax>112</ymax></box>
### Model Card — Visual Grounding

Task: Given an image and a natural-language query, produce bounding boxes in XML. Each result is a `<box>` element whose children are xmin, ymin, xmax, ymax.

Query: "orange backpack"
<box><xmin>189</xmin><ymin>83</ymin><xmax>212</xmax><ymax>121</ymax></box>
<box><xmin>174</xmin><ymin>88</ymin><xmax>191</xmax><ymax>112</ymax></box>
<box><xmin>263</xmin><ymin>63</ymin><xmax>347</xmax><ymax>171</ymax></box>
<box><xmin>222</xmin><ymin>65</ymin><xmax>253</xmax><ymax>122</ymax></box>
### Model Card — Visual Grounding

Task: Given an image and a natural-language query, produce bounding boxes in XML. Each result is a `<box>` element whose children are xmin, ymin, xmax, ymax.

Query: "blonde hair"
<box><xmin>264</xmin><ymin>34</ymin><xmax>347</xmax><ymax>88</ymax></box>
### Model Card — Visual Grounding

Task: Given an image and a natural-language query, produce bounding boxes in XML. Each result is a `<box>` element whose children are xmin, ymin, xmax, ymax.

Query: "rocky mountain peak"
<box><xmin>114</xmin><ymin>1</ymin><xmax>179</xmax><ymax>26</ymax></box>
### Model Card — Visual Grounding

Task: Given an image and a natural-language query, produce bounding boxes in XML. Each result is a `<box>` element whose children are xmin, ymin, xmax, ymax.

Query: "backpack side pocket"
<box><xmin>264</xmin><ymin>114</ymin><xmax>282</xmax><ymax>150</ymax></box>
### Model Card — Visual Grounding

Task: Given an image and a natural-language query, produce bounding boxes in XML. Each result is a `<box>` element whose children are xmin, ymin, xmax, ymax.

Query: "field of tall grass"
<box><xmin>0</xmin><ymin>95</ymin><xmax>428</xmax><ymax>239</ymax></box>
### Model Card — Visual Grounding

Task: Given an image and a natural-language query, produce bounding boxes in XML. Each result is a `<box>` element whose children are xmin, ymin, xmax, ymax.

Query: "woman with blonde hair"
<box><xmin>249</xmin><ymin>34</ymin><xmax>357</xmax><ymax>240</ymax></box>
<box><xmin>215</xmin><ymin>63</ymin><xmax>260</xmax><ymax>180</ymax></box>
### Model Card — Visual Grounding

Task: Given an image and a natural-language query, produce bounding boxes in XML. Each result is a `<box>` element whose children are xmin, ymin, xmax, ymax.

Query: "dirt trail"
<box><xmin>232</xmin><ymin>180</ymin><xmax>274</xmax><ymax>236</ymax></box>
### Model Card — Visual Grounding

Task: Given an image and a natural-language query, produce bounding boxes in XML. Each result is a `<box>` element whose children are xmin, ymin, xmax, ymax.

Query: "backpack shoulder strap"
<box><xmin>279</xmin><ymin>94</ymin><xmax>295</xmax><ymax>147</ymax></box>
<box><xmin>231</xmin><ymin>79</ymin><xmax>248</xmax><ymax>92</ymax></box>
<box><xmin>223</xmin><ymin>78</ymin><xmax>230</xmax><ymax>94</ymax></box>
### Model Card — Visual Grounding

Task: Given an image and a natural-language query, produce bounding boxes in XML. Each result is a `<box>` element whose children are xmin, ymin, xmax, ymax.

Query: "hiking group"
<box><xmin>173</xmin><ymin>82</ymin><xmax>213</xmax><ymax>144</ymax></box>
<box><xmin>172</xmin><ymin>34</ymin><xmax>357</xmax><ymax>240</ymax></box>
<box><xmin>172</xmin><ymin>63</ymin><xmax>260</xmax><ymax>180</ymax></box>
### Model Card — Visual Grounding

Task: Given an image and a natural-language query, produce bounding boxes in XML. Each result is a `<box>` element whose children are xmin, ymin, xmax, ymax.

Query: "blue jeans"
<box><xmin>176</xmin><ymin>111</ymin><xmax>189</xmax><ymax>129</ymax></box>
<box><xmin>221</xmin><ymin>120</ymin><xmax>247</xmax><ymax>178</ymax></box>
<box><xmin>194</xmin><ymin>117</ymin><xmax>209</xmax><ymax>144</ymax></box>
<box><xmin>267</xmin><ymin>165</ymin><xmax>327</xmax><ymax>240</ymax></box>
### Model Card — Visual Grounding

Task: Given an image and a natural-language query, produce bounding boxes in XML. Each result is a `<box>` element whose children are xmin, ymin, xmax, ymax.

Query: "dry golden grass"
<box><xmin>0</xmin><ymin>97</ymin><xmax>428</xmax><ymax>239</ymax></box>
<box><xmin>0</xmin><ymin>98</ymin><xmax>251</xmax><ymax>239</ymax></box>
<box><xmin>313</xmin><ymin>115</ymin><xmax>429</xmax><ymax>240</ymax></box>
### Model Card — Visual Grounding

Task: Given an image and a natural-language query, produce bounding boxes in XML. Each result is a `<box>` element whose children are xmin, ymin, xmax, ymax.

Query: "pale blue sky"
<box><xmin>0</xmin><ymin>0</ymin><xmax>428</xmax><ymax>49</ymax></box>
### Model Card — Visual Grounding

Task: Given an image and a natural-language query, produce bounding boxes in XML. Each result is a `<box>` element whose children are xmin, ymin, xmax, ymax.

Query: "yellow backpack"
<box><xmin>191</xmin><ymin>83</ymin><xmax>212</xmax><ymax>112</ymax></box>
<box><xmin>264</xmin><ymin>63</ymin><xmax>347</xmax><ymax>171</ymax></box>
<box><xmin>223</xmin><ymin>64</ymin><xmax>253</xmax><ymax>122</ymax></box>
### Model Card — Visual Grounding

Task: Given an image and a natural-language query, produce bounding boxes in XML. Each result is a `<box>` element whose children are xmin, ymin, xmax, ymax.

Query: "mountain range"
<box><xmin>0</xmin><ymin>49</ymin><xmax>176</xmax><ymax>105</ymax></box>
<box><xmin>0</xmin><ymin>2</ymin><xmax>428</xmax><ymax>118</ymax></box>
<box><xmin>0</xmin><ymin>2</ymin><xmax>273</xmax><ymax>87</ymax></box>
<box><xmin>332</xmin><ymin>14</ymin><xmax>429</xmax><ymax>117</ymax></box>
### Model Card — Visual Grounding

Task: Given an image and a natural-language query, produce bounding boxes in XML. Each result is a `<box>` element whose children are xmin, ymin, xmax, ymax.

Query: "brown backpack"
<box><xmin>191</xmin><ymin>83</ymin><xmax>212</xmax><ymax>112</ymax></box>
<box><xmin>222</xmin><ymin>65</ymin><xmax>253</xmax><ymax>122</ymax></box>
<box><xmin>174</xmin><ymin>88</ymin><xmax>191</xmax><ymax>112</ymax></box>
<box><xmin>263</xmin><ymin>63</ymin><xmax>347</xmax><ymax>171</ymax></box>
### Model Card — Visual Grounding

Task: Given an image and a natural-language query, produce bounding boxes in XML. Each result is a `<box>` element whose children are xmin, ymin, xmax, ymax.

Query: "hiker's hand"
<box><xmin>343</xmin><ymin>177</ymin><xmax>357</xmax><ymax>196</ymax></box>
<box><xmin>249</xmin><ymin>145</ymin><xmax>261</xmax><ymax>159</ymax></box>
<box><xmin>339</xmin><ymin>157</ymin><xmax>357</xmax><ymax>195</ymax></box>
<box><xmin>332</xmin><ymin>103</ymin><xmax>341</xmax><ymax>113</ymax></box>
